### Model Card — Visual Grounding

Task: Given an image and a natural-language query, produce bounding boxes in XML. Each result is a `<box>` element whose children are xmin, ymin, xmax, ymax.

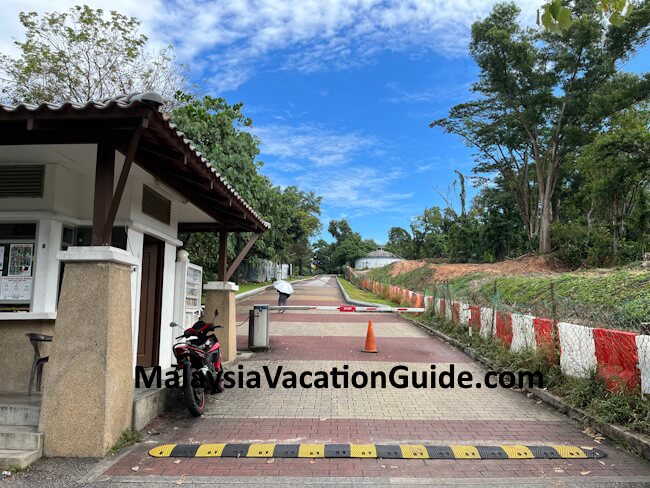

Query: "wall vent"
<box><xmin>0</xmin><ymin>165</ymin><xmax>44</xmax><ymax>198</ymax></box>
<box><xmin>142</xmin><ymin>185</ymin><xmax>171</xmax><ymax>225</ymax></box>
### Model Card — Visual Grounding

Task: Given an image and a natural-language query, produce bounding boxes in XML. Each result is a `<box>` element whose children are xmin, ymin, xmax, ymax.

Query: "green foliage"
<box><xmin>554</xmin><ymin>375</ymin><xmax>650</xmax><ymax>434</ymax></box>
<box><xmin>575</xmin><ymin>106</ymin><xmax>650</xmax><ymax>258</ymax></box>
<box><xmin>369</xmin><ymin>261</ymin><xmax>649</xmax><ymax>327</ymax></box>
<box><xmin>479</xmin><ymin>271</ymin><xmax>650</xmax><ymax>326</ymax></box>
<box><xmin>172</xmin><ymin>92</ymin><xmax>264</xmax><ymax>208</ymax></box>
<box><xmin>539</xmin><ymin>0</ymin><xmax>635</xmax><ymax>33</ymax></box>
<box><xmin>385</xmin><ymin>226</ymin><xmax>414</xmax><ymax>259</ymax></box>
<box><xmin>0</xmin><ymin>5</ymin><xmax>185</xmax><ymax>103</ymax></box>
<box><xmin>110</xmin><ymin>429</ymin><xmax>143</xmax><ymax>454</ymax></box>
<box><xmin>315</xmin><ymin>220</ymin><xmax>375</xmax><ymax>272</ymax></box>
<box><xmin>539</xmin><ymin>0</ymin><xmax>574</xmax><ymax>34</ymax></box>
<box><xmin>368</xmin><ymin>263</ymin><xmax>439</xmax><ymax>292</ymax></box>
<box><xmin>551</xmin><ymin>222</ymin><xmax>615</xmax><ymax>266</ymax></box>
<box><xmin>337</xmin><ymin>277</ymin><xmax>395</xmax><ymax>306</ymax></box>
<box><xmin>432</xmin><ymin>0</ymin><xmax>650</xmax><ymax>255</ymax></box>
<box><xmin>172</xmin><ymin>93</ymin><xmax>321</xmax><ymax>278</ymax></box>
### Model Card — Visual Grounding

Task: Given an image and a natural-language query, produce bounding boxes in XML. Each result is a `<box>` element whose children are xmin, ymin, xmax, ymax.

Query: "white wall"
<box><xmin>354</xmin><ymin>257</ymin><xmax>403</xmax><ymax>269</ymax></box>
<box><xmin>159</xmin><ymin>242</ymin><xmax>177</xmax><ymax>369</ymax></box>
<box><xmin>31</xmin><ymin>219</ymin><xmax>63</xmax><ymax>314</ymax></box>
<box><xmin>127</xmin><ymin>228</ymin><xmax>144</xmax><ymax>372</ymax></box>
<box><xmin>0</xmin><ymin>147</ymin><xmax>212</xmax><ymax>372</ymax></box>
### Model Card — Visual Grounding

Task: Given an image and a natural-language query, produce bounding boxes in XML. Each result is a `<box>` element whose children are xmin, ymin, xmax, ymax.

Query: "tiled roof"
<box><xmin>366</xmin><ymin>249</ymin><xmax>401</xmax><ymax>258</ymax></box>
<box><xmin>0</xmin><ymin>92</ymin><xmax>270</xmax><ymax>230</ymax></box>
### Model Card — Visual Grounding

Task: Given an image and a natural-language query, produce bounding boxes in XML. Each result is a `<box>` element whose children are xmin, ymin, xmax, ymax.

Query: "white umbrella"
<box><xmin>273</xmin><ymin>280</ymin><xmax>294</xmax><ymax>295</ymax></box>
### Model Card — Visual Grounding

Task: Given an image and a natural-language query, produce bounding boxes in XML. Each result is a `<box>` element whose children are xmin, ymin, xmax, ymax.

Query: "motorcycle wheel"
<box><xmin>214</xmin><ymin>350</ymin><xmax>225</xmax><ymax>393</ymax></box>
<box><xmin>183</xmin><ymin>363</ymin><xmax>206</xmax><ymax>416</ymax></box>
<box><xmin>214</xmin><ymin>368</ymin><xmax>225</xmax><ymax>393</ymax></box>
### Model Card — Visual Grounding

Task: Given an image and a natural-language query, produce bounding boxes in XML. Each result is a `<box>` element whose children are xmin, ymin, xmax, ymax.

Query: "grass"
<box><xmin>368</xmin><ymin>264</ymin><xmax>436</xmax><ymax>292</ymax></box>
<box><xmin>237</xmin><ymin>281</ymin><xmax>273</xmax><ymax>294</ymax></box>
<box><xmin>481</xmin><ymin>271</ymin><xmax>650</xmax><ymax>326</ymax></box>
<box><xmin>368</xmin><ymin>263</ymin><xmax>650</xmax><ymax>329</ymax></box>
<box><xmin>337</xmin><ymin>277</ymin><xmax>395</xmax><ymax>307</ymax></box>
<box><xmin>110</xmin><ymin>429</ymin><xmax>144</xmax><ymax>455</ymax></box>
<box><xmin>236</xmin><ymin>276</ymin><xmax>308</xmax><ymax>294</ymax></box>
<box><xmin>2</xmin><ymin>464</ymin><xmax>26</xmax><ymax>475</ymax></box>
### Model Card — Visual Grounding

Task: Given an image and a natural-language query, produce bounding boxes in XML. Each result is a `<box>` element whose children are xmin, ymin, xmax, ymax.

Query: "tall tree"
<box><xmin>173</xmin><ymin>94</ymin><xmax>322</xmax><ymax>277</ymax></box>
<box><xmin>433</xmin><ymin>1</ymin><xmax>650</xmax><ymax>253</ymax></box>
<box><xmin>0</xmin><ymin>5</ymin><xmax>185</xmax><ymax>104</ymax></box>
<box><xmin>386</xmin><ymin>226</ymin><xmax>414</xmax><ymax>259</ymax></box>
<box><xmin>321</xmin><ymin>219</ymin><xmax>376</xmax><ymax>270</ymax></box>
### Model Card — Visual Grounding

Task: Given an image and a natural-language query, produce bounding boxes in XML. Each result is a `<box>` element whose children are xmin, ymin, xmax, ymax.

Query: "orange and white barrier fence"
<box><xmin>348</xmin><ymin>270</ymin><xmax>649</xmax><ymax>394</ymax></box>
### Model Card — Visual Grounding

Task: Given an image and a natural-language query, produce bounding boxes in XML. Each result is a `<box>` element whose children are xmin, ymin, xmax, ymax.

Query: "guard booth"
<box><xmin>0</xmin><ymin>92</ymin><xmax>269</xmax><ymax>458</ymax></box>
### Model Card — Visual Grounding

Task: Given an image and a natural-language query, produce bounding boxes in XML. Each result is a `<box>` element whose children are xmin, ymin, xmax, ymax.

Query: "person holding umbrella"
<box><xmin>274</xmin><ymin>280</ymin><xmax>294</xmax><ymax>313</ymax></box>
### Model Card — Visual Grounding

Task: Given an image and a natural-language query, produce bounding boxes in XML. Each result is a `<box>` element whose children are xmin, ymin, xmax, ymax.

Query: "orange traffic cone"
<box><xmin>362</xmin><ymin>320</ymin><xmax>378</xmax><ymax>353</ymax></box>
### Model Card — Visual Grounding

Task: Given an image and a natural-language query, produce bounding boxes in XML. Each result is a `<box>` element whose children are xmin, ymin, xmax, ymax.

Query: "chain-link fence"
<box><xmin>343</xmin><ymin>266</ymin><xmax>649</xmax><ymax>396</ymax></box>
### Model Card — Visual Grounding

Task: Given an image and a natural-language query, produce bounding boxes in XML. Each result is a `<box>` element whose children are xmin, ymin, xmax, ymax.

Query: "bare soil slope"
<box><xmin>387</xmin><ymin>255</ymin><xmax>565</xmax><ymax>281</ymax></box>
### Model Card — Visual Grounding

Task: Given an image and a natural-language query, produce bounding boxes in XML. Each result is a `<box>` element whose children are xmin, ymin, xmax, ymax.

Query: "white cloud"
<box><xmin>385</xmin><ymin>80</ymin><xmax>474</xmax><ymax>105</ymax></box>
<box><xmin>293</xmin><ymin>165</ymin><xmax>416</xmax><ymax>217</ymax></box>
<box><xmin>252</xmin><ymin>123</ymin><xmax>375</xmax><ymax>167</ymax></box>
<box><xmin>254</xmin><ymin>122</ymin><xmax>416</xmax><ymax>217</ymax></box>
<box><xmin>416</xmin><ymin>163</ymin><xmax>434</xmax><ymax>173</ymax></box>
<box><xmin>0</xmin><ymin>0</ymin><xmax>540</xmax><ymax>92</ymax></box>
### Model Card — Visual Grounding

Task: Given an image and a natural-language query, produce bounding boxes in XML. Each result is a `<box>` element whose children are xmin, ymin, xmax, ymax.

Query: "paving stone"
<box><xmin>101</xmin><ymin>276</ymin><xmax>650</xmax><ymax>482</ymax></box>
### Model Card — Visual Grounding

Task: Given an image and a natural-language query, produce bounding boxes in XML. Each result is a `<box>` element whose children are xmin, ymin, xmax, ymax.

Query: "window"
<box><xmin>57</xmin><ymin>226</ymin><xmax>128</xmax><ymax>305</ymax></box>
<box><xmin>67</xmin><ymin>226</ymin><xmax>127</xmax><ymax>250</ymax></box>
<box><xmin>0</xmin><ymin>223</ymin><xmax>37</xmax><ymax>312</ymax></box>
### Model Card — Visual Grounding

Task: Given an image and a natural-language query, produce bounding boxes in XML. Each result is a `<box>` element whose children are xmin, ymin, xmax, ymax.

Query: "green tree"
<box><xmin>0</xmin><ymin>5</ymin><xmax>184</xmax><ymax>104</ymax></box>
<box><xmin>327</xmin><ymin>220</ymin><xmax>354</xmax><ymax>242</ymax></box>
<box><xmin>385</xmin><ymin>227</ymin><xmax>413</xmax><ymax>259</ymax></box>
<box><xmin>173</xmin><ymin>94</ymin><xmax>322</xmax><ymax>278</ymax></box>
<box><xmin>320</xmin><ymin>219</ymin><xmax>376</xmax><ymax>271</ymax></box>
<box><xmin>577</xmin><ymin>106</ymin><xmax>650</xmax><ymax>253</ymax></box>
<box><xmin>433</xmin><ymin>1</ymin><xmax>650</xmax><ymax>254</ymax></box>
<box><xmin>313</xmin><ymin>239</ymin><xmax>334</xmax><ymax>273</ymax></box>
<box><xmin>410</xmin><ymin>207</ymin><xmax>447</xmax><ymax>258</ymax></box>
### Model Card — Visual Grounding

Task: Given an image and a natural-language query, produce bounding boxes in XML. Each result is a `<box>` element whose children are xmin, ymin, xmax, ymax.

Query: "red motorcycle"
<box><xmin>170</xmin><ymin>310</ymin><xmax>225</xmax><ymax>416</ymax></box>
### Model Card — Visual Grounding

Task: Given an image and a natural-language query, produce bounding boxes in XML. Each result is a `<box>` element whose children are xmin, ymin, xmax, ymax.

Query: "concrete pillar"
<box><xmin>204</xmin><ymin>281</ymin><xmax>239</xmax><ymax>362</ymax></box>
<box><xmin>39</xmin><ymin>247</ymin><xmax>137</xmax><ymax>457</ymax></box>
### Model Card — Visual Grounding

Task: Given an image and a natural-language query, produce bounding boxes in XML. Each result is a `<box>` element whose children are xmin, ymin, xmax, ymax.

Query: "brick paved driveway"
<box><xmin>103</xmin><ymin>275</ymin><xmax>650</xmax><ymax>485</ymax></box>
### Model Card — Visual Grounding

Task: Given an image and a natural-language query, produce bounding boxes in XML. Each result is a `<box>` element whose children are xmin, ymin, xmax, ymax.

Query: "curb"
<box><xmin>336</xmin><ymin>276</ymin><xmax>385</xmax><ymax>308</ymax></box>
<box><xmin>401</xmin><ymin>314</ymin><xmax>650</xmax><ymax>462</ymax></box>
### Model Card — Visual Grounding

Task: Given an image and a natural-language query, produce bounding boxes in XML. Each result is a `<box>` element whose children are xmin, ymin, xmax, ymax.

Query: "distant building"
<box><xmin>354</xmin><ymin>249</ymin><xmax>403</xmax><ymax>269</ymax></box>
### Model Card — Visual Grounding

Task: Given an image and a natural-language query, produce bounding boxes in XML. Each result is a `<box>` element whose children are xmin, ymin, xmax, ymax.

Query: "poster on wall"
<box><xmin>0</xmin><ymin>276</ymin><xmax>32</xmax><ymax>301</ymax></box>
<box><xmin>8</xmin><ymin>243</ymin><xmax>33</xmax><ymax>277</ymax></box>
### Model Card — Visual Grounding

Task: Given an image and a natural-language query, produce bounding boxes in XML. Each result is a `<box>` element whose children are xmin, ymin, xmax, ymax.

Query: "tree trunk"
<box><xmin>538</xmin><ymin>179</ymin><xmax>554</xmax><ymax>254</ymax></box>
<box><xmin>587</xmin><ymin>196</ymin><xmax>595</xmax><ymax>232</ymax></box>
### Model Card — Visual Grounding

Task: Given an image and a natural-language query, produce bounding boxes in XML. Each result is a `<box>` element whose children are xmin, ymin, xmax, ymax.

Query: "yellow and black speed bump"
<box><xmin>426</xmin><ymin>446</ymin><xmax>454</xmax><ymax>459</ymax></box>
<box><xmin>273</xmin><ymin>444</ymin><xmax>300</xmax><ymax>458</ymax></box>
<box><xmin>150</xmin><ymin>444</ymin><xmax>607</xmax><ymax>460</ymax></box>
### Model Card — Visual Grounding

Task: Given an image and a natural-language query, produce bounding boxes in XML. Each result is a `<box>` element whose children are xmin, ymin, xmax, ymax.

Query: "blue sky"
<box><xmin>2</xmin><ymin>0</ymin><xmax>648</xmax><ymax>243</ymax></box>
<box><xmin>240</xmin><ymin>52</ymin><xmax>480</xmax><ymax>243</ymax></box>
